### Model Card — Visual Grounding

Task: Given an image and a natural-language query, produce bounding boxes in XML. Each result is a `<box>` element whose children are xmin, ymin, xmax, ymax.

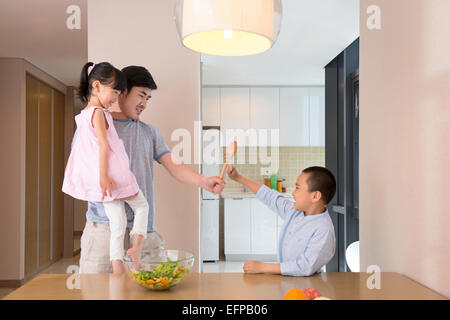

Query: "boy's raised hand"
<box><xmin>227</xmin><ymin>165</ymin><xmax>240</xmax><ymax>181</ymax></box>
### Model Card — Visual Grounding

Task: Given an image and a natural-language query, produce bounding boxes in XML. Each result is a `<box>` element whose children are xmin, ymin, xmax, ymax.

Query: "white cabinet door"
<box><xmin>250</xmin><ymin>199</ymin><xmax>277</xmax><ymax>255</ymax></box>
<box><xmin>201</xmin><ymin>88</ymin><xmax>220</xmax><ymax>127</ymax></box>
<box><xmin>250</xmin><ymin>88</ymin><xmax>279</xmax><ymax>146</ymax></box>
<box><xmin>309</xmin><ymin>87</ymin><xmax>325</xmax><ymax>146</ymax></box>
<box><xmin>220</xmin><ymin>88</ymin><xmax>250</xmax><ymax>146</ymax></box>
<box><xmin>201</xmin><ymin>200</ymin><xmax>219</xmax><ymax>261</ymax></box>
<box><xmin>279</xmin><ymin>88</ymin><xmax>309</xmax><ymax>146</ymax></box>
<box><xmin>224</xmin><ymin>198</ymin><xmax>251</xmax><ymax>255</ymax></box>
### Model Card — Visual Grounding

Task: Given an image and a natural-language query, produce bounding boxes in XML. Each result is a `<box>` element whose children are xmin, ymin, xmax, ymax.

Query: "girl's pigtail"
<box><xmin>78</xmin><ymin>62</ymin><xmax>94</xmax><ymax>104</ymax></box>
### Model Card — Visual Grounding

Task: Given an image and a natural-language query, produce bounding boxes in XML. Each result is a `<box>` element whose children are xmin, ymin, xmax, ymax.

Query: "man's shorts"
<box><xmin>79</xmin><ymin>221</ymin><xmax>164</xmax><ymax>274</ymax></box>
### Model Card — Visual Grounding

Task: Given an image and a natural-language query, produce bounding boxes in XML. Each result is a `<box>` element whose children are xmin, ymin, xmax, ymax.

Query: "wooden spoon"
<box><xmin>220</xmin><ymin>141</ymin><xmax>237</xmax><ymax>179</ymax></box>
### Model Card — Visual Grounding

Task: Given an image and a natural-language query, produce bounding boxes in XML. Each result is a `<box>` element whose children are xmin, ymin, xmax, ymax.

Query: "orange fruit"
<box><xmin>283</xmin><ymin>288</ymin><xmax>310</xmax><ymax>300</ymax></box>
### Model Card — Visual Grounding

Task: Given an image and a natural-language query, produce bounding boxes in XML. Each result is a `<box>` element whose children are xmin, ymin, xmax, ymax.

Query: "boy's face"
<box><xmin>291</xmin><ymin>172</ymin><xmax>322</xmax><ymax>211</ymax></box>
<box><xmin>118</xmin><ymin>86</ymin><xmax>152</xmax><ymax>121</ymax></box>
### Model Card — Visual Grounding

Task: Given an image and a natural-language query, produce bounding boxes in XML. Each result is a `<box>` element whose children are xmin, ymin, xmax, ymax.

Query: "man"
<box><xmin>78</xmin><ymin>65</ymin><xmax>225</xmax><ymax>273</ymax></box>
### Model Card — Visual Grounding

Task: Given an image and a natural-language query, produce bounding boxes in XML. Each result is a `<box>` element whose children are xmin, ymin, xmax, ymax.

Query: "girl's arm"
<box><xmin>92</xmin><ymin>108</ymin><xmax>116</xmax><ymax>200</ymax></box>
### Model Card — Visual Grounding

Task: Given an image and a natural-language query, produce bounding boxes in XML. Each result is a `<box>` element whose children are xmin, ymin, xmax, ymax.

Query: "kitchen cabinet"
<box><xmin>220</xmin><ymin>88</ymin><xmax>250</xmax><ymax>146</ymax></box>
<box><xmin>309</xmin><ymin>87</ymin><xmax>325</xmax><ymax>146</ymax></box>
<box><xmin>203</xmin><ymin>86</ymin><xmax>324</xmax><ymax>147</ymax></box>
<box><xmin>225</xmin><ymin>197</ymin><xmax>287</xmax><ymax>258</ymax></box>
<box><xmin>280</xmin><ymin>87</ymin><xmax>325</xmax><ymax>147</ymax></box>
<box><xmin>250</xmin><ymin>199</ymin><xmax>277</xmax><ymax>255</ymax></box>
<box><xmin>201</xmin><ymin>87</ymin><xmax>220</xmax><ymax>127</ymax></box>
<box><xmin>280</xmin><ymin>87</ymin><xmax>310</xmax><ymax>146</ymax></box>
<box><xmin>224</xmin><ymin>198</ymin><xmax>251</xmax><ymax>255</ymax></box>
<box><xmin>250</xmin><ymin>88</ymin><xmax>279</xmax><ymax>146</ymax></box>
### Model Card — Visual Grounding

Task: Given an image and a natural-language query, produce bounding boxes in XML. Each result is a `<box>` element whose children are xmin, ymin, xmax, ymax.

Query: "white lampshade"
<box><xmin>174</xmin><ymin>0</ymin><xmax>283</xmax><ymax>56</ymax></box>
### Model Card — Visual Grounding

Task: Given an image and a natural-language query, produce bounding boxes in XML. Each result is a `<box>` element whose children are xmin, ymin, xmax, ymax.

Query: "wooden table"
<box><xmin>3</xmin><ymin>272</ymin><xmax>446</xmax><ymax>300</ymax></box>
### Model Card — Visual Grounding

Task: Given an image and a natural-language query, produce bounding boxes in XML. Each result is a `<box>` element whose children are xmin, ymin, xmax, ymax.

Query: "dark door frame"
<box><xmin>325</xmin><ymin>38</ymin><xmax>359</xmax><ymax>272</ymax></box>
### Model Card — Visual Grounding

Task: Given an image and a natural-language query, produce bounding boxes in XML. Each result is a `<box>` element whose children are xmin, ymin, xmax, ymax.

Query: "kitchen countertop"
<box><xmin>222</xmin><ymin>190</ymin><xmax>294</xmax><ymax>199</ymax></box>
<box><xmin>3</xmin><ymin>272</ymin><xmax>446</xmax><ymax>300</ymax></box>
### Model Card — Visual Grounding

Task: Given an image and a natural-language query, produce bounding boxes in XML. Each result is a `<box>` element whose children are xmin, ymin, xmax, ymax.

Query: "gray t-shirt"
<box><xmin>73</xmin><ymin>118</ymin><xmax>171</xmax><ymax>232</ymax></box>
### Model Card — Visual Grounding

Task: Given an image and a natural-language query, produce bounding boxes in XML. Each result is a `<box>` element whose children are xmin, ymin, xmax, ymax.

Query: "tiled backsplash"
<box><xmin>222</xmin><ymin>146</ymin><xmax>325</xmax><ymax>192</ymax></box>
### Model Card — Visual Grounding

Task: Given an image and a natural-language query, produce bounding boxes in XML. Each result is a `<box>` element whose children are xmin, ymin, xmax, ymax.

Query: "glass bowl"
<box><xmin>124</xmin><ymin>249</ymin><xmax>194</xmax><ymax>291</ymax></box>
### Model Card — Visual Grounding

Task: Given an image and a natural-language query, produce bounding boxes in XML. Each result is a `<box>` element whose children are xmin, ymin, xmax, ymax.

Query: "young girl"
<box><xmin>62</xmin><ymin>62</ymin><xmax>148</xmax><ymax>274</ymax></box>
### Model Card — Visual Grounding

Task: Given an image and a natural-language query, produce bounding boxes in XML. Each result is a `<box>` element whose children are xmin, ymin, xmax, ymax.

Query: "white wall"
<box><xmin>88</xmin><ymin>0</ymin><xmax>201</xmax><ymax>269</ymax></box>
<box><xmin>360</xmin><ymin>0</ymin><xmax>450</xmax><ymax>298</ymax></box>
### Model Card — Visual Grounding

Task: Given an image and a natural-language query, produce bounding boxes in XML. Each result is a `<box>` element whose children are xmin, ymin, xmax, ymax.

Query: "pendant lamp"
<box><xmin>174</xmin><ymin>0</ymin><xmax>283</xmax><ymax>56</ymax></box>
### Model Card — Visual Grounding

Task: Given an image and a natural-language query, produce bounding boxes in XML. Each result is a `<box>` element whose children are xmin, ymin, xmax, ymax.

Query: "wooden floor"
<box><xmin>1</xmin><ymin>253</ymin><xmax>81</xmax><ymax>299</ymax></box>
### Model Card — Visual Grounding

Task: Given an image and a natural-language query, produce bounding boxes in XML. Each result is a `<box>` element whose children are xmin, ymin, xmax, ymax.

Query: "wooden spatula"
<box><xmin>220</xmin><ymin>141</ymin><xmax>237</xmax><ymax>179</ymax></box>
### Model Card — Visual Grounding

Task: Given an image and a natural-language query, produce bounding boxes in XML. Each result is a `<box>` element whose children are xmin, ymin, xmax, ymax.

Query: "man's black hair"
<box><xmin>121</xmin><ymin>65</ymin><xmax>157</xmax><ymax>92</ymax></box>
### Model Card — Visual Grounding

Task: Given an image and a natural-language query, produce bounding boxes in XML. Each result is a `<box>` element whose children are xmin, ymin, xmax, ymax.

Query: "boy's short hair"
<box><xmin>121</xmin><ymin>65</ymin><xmax>157</xmax><ymax>92</ymax></box>
<box><xmin>302</xmin><ymin>166</ymin><xmax>336</xmax><ymax>205</ymax></box>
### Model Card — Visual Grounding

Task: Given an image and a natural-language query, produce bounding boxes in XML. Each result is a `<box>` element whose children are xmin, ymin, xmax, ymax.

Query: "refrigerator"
<box><xmin>200</xmin><ymin>129</ymin><xmax>220</xmax><ymax>262</ymax></box>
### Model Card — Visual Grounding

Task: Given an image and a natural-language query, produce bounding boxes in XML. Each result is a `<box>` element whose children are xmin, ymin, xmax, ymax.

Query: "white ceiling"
<box><xmin>0</xmin><ymin>0</ymin><xmax>358</xmax><ymax>87</ymax></box>
<box><xmin>201</xmin><ymin>0</ymin><xmax>360</xmax><ymax>86</ymax></box>
<box><xmin>0</xmin><ymin>0</ymin><xmax>87</xmax><ymax>86</ymax></box>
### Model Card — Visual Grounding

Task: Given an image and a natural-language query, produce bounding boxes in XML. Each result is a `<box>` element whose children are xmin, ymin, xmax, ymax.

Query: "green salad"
<box><xmin>130</xmin><ymin>258</ymin><xmax>190</xmax><ymax>290</ymax></box>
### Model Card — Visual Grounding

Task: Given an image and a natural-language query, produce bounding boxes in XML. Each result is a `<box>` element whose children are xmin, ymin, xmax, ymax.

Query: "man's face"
<box><xmin>292</xmin><ymin>172</ymin><xmax>320</xmax><ymax>211</ymax></box>
<box><xmin>118</xmin><ymin>86</ymin><xmax>152</xmax><ymax>121</ymax></box>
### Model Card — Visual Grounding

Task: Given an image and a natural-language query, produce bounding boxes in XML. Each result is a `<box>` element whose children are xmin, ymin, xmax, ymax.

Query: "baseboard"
<box><xmin>73</xmin><ymin>248</ymin><xmax>81</xmax><ymax>257</ymax></box>
<box><xmin>0</xmin><ymin>279</ymin><xmax>24</xmax><ymax>288</ymax></box>
<box><xmin>1</xmin><ymin>255</ymin><xmax>72</xmax><ymax>288</ymax></box>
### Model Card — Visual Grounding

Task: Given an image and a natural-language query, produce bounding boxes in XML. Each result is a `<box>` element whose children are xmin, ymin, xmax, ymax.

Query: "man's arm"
<box><xmin>159</xmin><ymin>153</ymin><xmax>225</xmax><ymax>194</ymax></box>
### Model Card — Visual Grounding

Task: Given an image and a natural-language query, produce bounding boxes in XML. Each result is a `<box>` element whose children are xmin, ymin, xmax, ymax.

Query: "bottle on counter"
<box><xmin>277</xmin><ymin>179</ymin><xmax>283</xmax><ymax>192</ymax></box>
<box><xmin>263</xmin><ymin>175</ymin><xmax>271</xmax><ymax>188</ymax></box>
<box><xmin>282</xmin><ymin>179</ymin><xmax>286</xmax><ymax>193</ymax></box>
<box><xmin>270</xmin><ymin>173</ymin><xmax>277</xmax><ymax>190</ymax></box>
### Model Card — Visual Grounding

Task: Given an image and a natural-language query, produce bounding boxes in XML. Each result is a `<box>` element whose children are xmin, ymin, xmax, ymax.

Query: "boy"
<box><xmin>226</xmin><ymin>165</ymin><xmax>336</xmax><ymax>276</ymax></box>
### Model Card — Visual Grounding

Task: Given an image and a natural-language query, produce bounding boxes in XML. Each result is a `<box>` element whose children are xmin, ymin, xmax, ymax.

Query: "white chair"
<box><xmin>345</xmin><ymin>241</ymin><xmax>360</xmax><ymax>272</ymax></box>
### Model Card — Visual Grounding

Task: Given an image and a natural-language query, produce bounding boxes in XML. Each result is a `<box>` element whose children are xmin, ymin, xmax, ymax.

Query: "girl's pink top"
<box><xmin>62</xmin><ymin>106</ymin><xmax>139</xmax><ymax>202</ymax></box>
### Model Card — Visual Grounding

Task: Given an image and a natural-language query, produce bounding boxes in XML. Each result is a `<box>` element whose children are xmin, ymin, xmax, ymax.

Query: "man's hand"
<box><xmin>203</xmin><ymin>176</ymin><xmax>226</xmax><ymax>195</ymax></box>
